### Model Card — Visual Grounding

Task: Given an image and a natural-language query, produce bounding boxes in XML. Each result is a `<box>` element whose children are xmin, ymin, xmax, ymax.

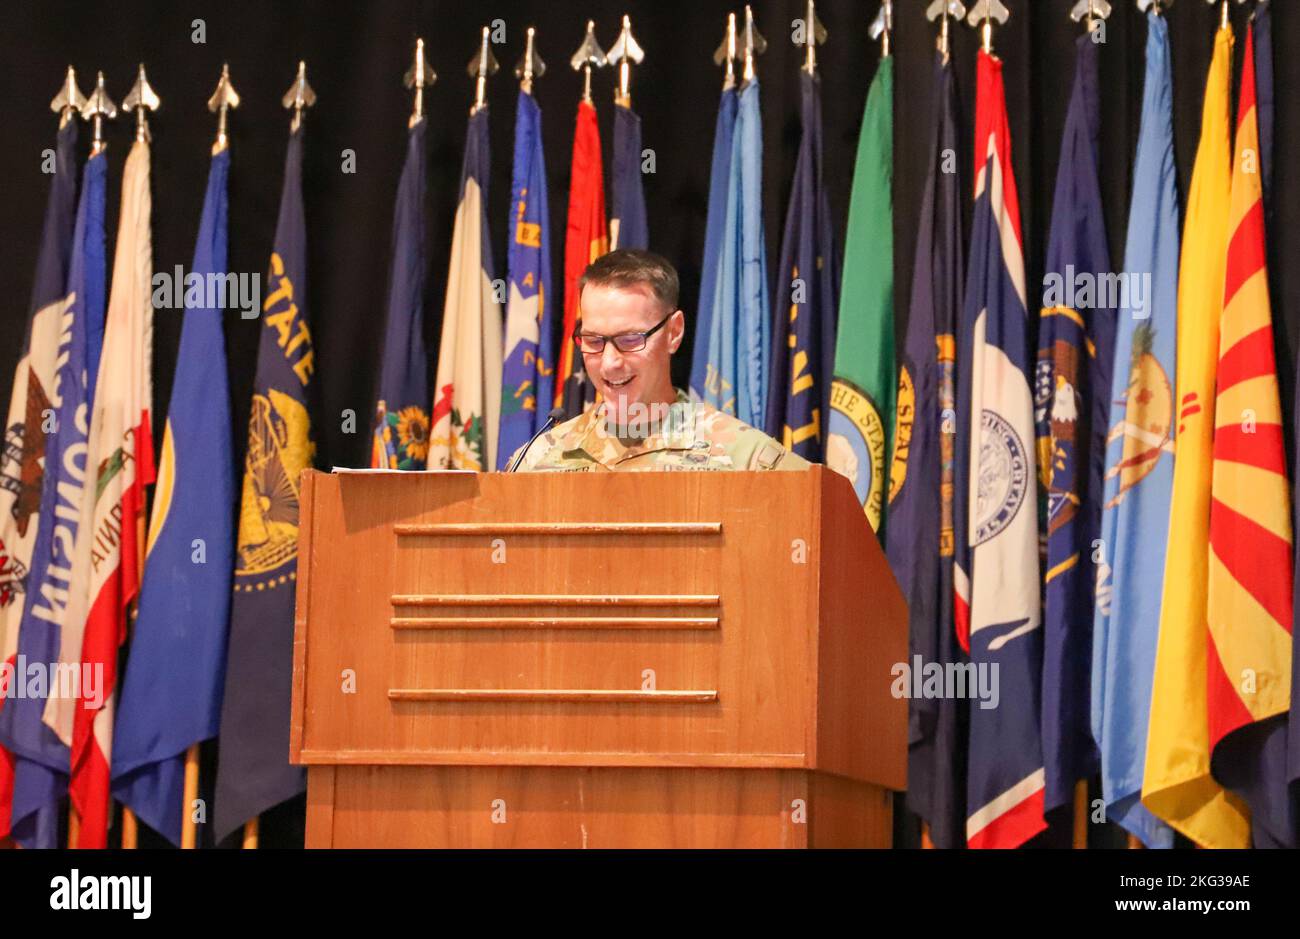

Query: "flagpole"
<box><xmin>68</xmin><ymin>72</ymin><xmax>116</xmax><ymax>849</ymax></box>
<box><xmin>468</xmin><ymin>26</ymin><xmax>498</xmax><ymax>115</ymax></box>
<box><xmin>925</xmin><ymin>1</ymin><xmax>967</xmax><ymax>62</ymax></box>
<box><xmin>55</xmin><ymin>69</ymin><xmax>82</xmax><ymax>845</ymax></box>
<box><xmin>870</xmin><ymin>1</ymin><xmax>893</xmax><ymax>58</ymax></box>
<box><xmin>609</xmin><ymin>15</ymin><xmax>644</xmax><ymax>108</ymax></box>
<box><xmin>404</xmin><ymin>37</ymin><xmax>437</xmax><ymax>127</ymax></box>
<box><xmin>233</xmin><ymin>62</ymin><xmax>315</xmax><ymax>852</ymax></box>
<box><xmin>965</xmin><ymin>0</ymin><xmax>1009</xmax><ymax>55</ymax></box>
<box><xmin>173</xmin><ymin>66</ymin><xmax>240</xmax><ymax>851</ymax></box>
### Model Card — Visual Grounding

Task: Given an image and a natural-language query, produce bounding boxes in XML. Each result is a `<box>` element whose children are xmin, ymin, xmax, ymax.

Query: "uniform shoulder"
<box><xmin>693</xmin><ymin>402</ymin><xmax>812</xmax><ymax>472</ymax></box>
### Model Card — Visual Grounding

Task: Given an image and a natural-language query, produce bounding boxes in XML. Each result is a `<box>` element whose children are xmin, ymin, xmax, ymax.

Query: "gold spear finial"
<box><xmin>123</xmin><ymin>63</ymin><xmax>160</xmax><ymax>143</ymax></box>
<box><xmin>207</xmin><ymin>63</ymin><xmax>240</xmax><ymax>154</ymax></box>
<box><xmin>404</xmin><ymin>37</ymin><xmax>437</xmax><ymax>127</ymax></box>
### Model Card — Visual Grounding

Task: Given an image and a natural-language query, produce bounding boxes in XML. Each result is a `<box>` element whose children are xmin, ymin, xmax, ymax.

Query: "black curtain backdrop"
<box><xmin>0</xmin><ymin>0</ymin><xmax>1296</xmax><ymax>847</ymax></box>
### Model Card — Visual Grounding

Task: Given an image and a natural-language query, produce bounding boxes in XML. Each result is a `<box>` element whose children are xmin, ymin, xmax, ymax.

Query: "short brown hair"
<box><xmin>577</xmin><ymin>249</ymin><xmax>679</xmax><ymax>314</ymax></box>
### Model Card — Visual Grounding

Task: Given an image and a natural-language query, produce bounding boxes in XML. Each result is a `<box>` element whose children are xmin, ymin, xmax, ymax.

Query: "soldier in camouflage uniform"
<box><xmin>512</xmin><ymin>390</ymin><xmax>807</xmax><ymax>472</ymax></box>
<box><xmin>510</xmin><ymin>249</ymin><xmax>808</xmax><ymax>474</ymax></box>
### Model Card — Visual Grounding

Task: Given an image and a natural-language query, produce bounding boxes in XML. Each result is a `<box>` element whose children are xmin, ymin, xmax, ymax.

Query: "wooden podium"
<box><xmin>290</xmin><ymin>466</ymin><xmax>906</xmax><ymax>848</ymax></box>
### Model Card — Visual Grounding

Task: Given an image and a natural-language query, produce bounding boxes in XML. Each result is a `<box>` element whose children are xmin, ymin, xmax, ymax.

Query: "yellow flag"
<box><xmin>1142</xmin><ymin>24</ymin><xmax>1249</xmax><ymax>848</ymax></box>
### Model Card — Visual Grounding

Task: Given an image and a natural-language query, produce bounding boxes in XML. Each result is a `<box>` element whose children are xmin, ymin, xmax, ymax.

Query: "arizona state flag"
<box><xmin>1035</xmin><ymin>35</ymin><xmax>1111</xmax><ymax>818</ymax></box>
<box><xmin>1091</xmin><ymin>9</ymin><xmax>1178</xmax><ymax>849</ymax></box>
<box><xmin>556</xmin><ymin>99</ymin><xmax>607</xmax><ymax>417</ymax></box>
<box><xmin>498</xmin><ymin>87</ymin><xmax>556</xmax><ymax>470</ymax></box>
<box><xmin>371</xmin><ymin>120</ymin><xmax>431</xmax><ymax>470</ymax></box>
<box><xmin>688</xmin><ymin>84</ymin><xmax>737</xmax><ymax>402</ymax></box>
<box><xmin>610</xmin><ymin>103</ymin><xmax>648</xmax><ymax>251</ymax></box>
<box><xmin>766</xmin><ymin>70</ymin><xmax>837</xmax><ymax>461</ymax></box>
<box><xmin>431</xmin><ymin>106</ymin><xmax>502</xmax><ymax>471</ymax></box>
<box><xmin>885</xmin><ymin>51</ymin><xmax>966</xmax><ymax>850</ymax></box>
<box><xmin>49</xmin><ymin>138</ymin><xmax>156</xmax><ymax>849</ymax></box>
<box><xmin>1143</xmin><ymin>23</ymin><xmax>1246</xmax><ymax>848</ymax></box>
<box><xmin>0</xmin><ymin>145</ymin><xmax>107</xmax><ymax>849</ymax></box>
<box><xmin>0</xmin><ymin>118</ymin><xmax>78</xmax><ymax>840</ymax></box>
<box><xmin>954</xmin><ymin>50</ymin><xmax>1044</xmax><ymax>849</ymax></box>
<box><xmin>699</xmin><ymin>76</ymin><xmax>768</xmax><ymax>428</ymax></box>
<box><xmin>112</xmin><ymin>148</ymin><xmax>235</xmax><ymax>846</ymax></box>
<box><xmin>1205</xmin><ymin>25</ymin><xmax>1294</xmax><ymax>848</ymax></box>
<box><xmin>214</xmin><ymin>126</ymin><xmax>315</xmax><ymax>843</ymax></box>
<box><xmin>829</xmin><ymin>55</ymin><xmax>894</xmax><ymax>532</ymax></box>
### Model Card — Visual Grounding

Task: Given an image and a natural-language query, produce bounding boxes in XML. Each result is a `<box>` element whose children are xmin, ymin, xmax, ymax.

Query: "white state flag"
<box><xmin>45</xmin><ymin>140</ymin><xmax>153</xmax><ymax>846</ymax></box>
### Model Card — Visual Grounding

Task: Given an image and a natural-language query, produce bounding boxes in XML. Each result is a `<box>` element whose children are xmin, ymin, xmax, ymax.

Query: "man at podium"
<box><xmin>511</xmin><ymin>250</ymin><xmax>808</xmax><ymax>473</ymax></box>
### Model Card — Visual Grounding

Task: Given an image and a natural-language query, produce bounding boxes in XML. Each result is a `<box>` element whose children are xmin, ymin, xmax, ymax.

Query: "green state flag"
<box><xmin>828</xmin><ymin>55</ymin><xmax>894</xmax><ymax>534</ymax></box>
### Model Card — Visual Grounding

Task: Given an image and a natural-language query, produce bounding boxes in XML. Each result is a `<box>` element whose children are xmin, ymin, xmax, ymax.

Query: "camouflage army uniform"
<box><xmin>511</xmin><ymin>390</ymin><xmax>811</xmax><ymax>472</ymax></box>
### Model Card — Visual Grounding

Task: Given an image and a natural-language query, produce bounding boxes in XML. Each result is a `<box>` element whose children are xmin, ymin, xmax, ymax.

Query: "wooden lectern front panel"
<box><xmin>293</xmin><ymin>471</ymin><xmax>823</xmax><ymax>769</ymax></box>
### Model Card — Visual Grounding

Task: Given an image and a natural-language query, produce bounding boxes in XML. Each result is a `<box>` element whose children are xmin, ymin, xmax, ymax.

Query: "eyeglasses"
<box><xmin>573</xmin><ymin>310</ymin><xmax>674</xmax><ymax>355</ymax></box>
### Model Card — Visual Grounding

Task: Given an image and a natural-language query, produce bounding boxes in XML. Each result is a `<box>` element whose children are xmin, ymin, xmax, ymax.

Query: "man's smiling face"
<box><xmin>577</xmin><ymin>281</ymin><xmax>685</xmax><ymax>417</ymax></box>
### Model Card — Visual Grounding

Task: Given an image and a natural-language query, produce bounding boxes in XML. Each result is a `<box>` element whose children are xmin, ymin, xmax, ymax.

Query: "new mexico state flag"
<box><xmin>1143</xmin><ymin>24</ymin><xmax>1248</xmax><ymax>848</ymax></box>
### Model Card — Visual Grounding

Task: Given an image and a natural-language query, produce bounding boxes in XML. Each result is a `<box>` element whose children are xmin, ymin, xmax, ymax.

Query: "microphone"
<box><xmin>507</xmin><ymin>406</ymin><xmax>567</xmax><ymax>472</ymax></box>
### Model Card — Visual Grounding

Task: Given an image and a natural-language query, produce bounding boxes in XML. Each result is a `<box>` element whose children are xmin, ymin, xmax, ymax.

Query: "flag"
<box><xmin>609</xmin><ymin>103</ymin><xmax>648</xmax><ymax>251</ymax></box>
<box><xmin>1035</xmin><ymin>34</ymin><xmax>1111</xmax><ymax>819</ymax></box>
<box><xmin>556</xmin><ymin>99</ymin><xmax>607</xmax><ymax>418</ymax></box>
<box><xmin>699</xmin><ymin>77</ymin><xmax>769</xmax><ymax>428</ymax></box>
<box><xmin>1143</xmin><ymin>23</ymin><xmax>1245</xmax><ymax>848</ymax></box>
<box><xmin>688</xmin><ymin>84</ymin><xmax>737</xmax><ymax>403</ymax></box>
<box><xmin>112</xmin><ymin>148</ymin><xmax>235</xmax><ymax>846</ymax></box>
<box><xmin>1204</xmin><ymin>24</ymin><xmax>1294</xmax><ymax>849</ymax></box>
<box><xmin>430</xmin><ymin>107</ymin><xmax>502</xmax><ymax>471</ymax></box>
<box><xmin>766</xmin><ymin>70</ymin><xmax>837</xmax><ymax>462</ymax></box>
<box><xmin>828</xmin><ymin>55</ymin><xmax>894</xmax><ymax>533</ymax></box>
<box><xmin>370</xmin><ymin>120</ymin><xmax>431</xmax><ymax>470</ymax></box>
<box><xmin>497</xmin><ymin>87</ymin><xmax>556</xmax><ymax>470</ymax></box>
<box><xmin>214</xmin><ymin>126</ymin><xmax>314</xmax><ymax>843</ymax></box>
<box><xmin>1253</xmin><ymin>0</ymin><xmax>1273</xmax><ymax>221</ymax></box>
<box><xmin>885</xmin><ymin>51</ymin><xmax>966</xmax><ymax>850</ymax></box>
<box><xmin>0</xmin><ymin>119</ymin><xmax>79</xmax><ymax>842</ymax></box>
<box><xmin>953</xmin><ymin>50</ymin><xmax>1044</xmax><ymax>849</ymax></box>
<box><xmin>0</xmin><ymin>146</ymin><xmax>107</xmax><ymax>848</ymax></box>
<box><xmin>43</xmin><ymin>138</ymin><xmax>156</xmax><ymax>849</ymax></box>
<box><xmin>1091</xmin><ymin>10</ymin><xmax>1178</xmax><ymax>849</ymax></box>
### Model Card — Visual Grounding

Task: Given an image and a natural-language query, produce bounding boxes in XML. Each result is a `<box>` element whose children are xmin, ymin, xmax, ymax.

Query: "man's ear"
<box><xmin>668</xmin><ymin>309</ymin><xmax>686</xmax><ymax>353</ymax></box>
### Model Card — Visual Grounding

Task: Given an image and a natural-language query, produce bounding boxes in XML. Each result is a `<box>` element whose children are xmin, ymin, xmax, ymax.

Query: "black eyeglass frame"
<box><xmin>572</xmin><ymin>310</ymin><xmax>676</xmax><ymax>355</ymax></box>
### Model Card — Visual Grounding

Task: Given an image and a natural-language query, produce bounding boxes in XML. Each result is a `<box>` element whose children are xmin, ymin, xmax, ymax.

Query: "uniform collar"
<box><xmin>561</xmin><ymin>389</ymin><xmax>701</xmax><ymax>466</ymax></box>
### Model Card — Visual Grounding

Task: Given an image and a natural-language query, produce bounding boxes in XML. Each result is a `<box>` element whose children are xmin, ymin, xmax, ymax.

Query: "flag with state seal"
<box><xmin>828</xmin><ymin>53</ymin><xmax>894</xmax><ymax>534</ymax></box>
<box><xmin>953</xmin><ymin>49</ymin><xmax>1044</xmax><ymax>849</ymax></box>
<box><xmin>0</xmin><ymin>115</ymin><xmax>80</xmax><ymax>843</ymax></box>
<box><xmin>215</xmin><ymin>124</ymin><xmax>316</xmax><ymax>843</ymax></box>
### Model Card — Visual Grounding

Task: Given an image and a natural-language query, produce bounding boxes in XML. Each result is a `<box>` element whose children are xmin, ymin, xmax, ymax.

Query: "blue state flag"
<box><xmin>886</xmin><ymin>52</ymin><xmax>967</xmax><ymax>850</ymax></box>
<box><xmin>689</xmin><ymin>85</ymin><xmax>737</xmax><ymax>403</ymax></box>
<box><xmin>1036</xmin><ymin>34</ymin><xmax>1112</xmax><ymax>819</ymax></box>
<box><xmin>766</xmin><ymin>71</ymin><xmax>837</xmax><ymax>461</ymax></box>
<box><xmin>112</xmin><ymin>149</ymin><xmax>235</xmax><ymax>846</ymax></box>
<box><xmin>610</xmin><ymin>103</ymin><xmax>648</xmax><ymax>250</ymax></box>
<box><xmin>1092</xmin><ymin>9</ymin><xmax>1178</xmax><ymax>850</ymax></box>
<box><xmin>0</xmin><ymin>145</ymin><xmax>106</xmax><ymax>849</ymax></box>
<box><xmin>954</xmin><ymin>51</ymin><xmax>1045</xmax><ymax>849</ymax></box>
<box><xmin>703</xmin><ymin>77</ymin><xmax>768</xmax><ymax>428</ymax></box>
<box><xmin>214</xmin><ymin>127</ymin><xmax>315</xmax><ymax>842</ymax></box>
<box><xmin>498</xmin><ymin>88</ymin><xmax>555</xmax><ymax>469</ymax></box>
<box><xmin>371</xmin><ymin>120</ymin><xmax>431</xmax><ymax>470</ymax></box>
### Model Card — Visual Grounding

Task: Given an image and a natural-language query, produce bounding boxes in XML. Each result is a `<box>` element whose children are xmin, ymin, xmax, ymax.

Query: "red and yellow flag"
<box><xmin>555</xmin><ymin>99</ymin><xmax>608</xmax><ymax>412</ymax></box>
<box><xmin>1143</xmin><ymin>23</ymin><xmax>1247</xmax><ymax>848</ymax></box>
<box><xmin>1206</xmin><ymin>22</ymin><xmax>1293</xmax><ymax>784</ymax></box>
